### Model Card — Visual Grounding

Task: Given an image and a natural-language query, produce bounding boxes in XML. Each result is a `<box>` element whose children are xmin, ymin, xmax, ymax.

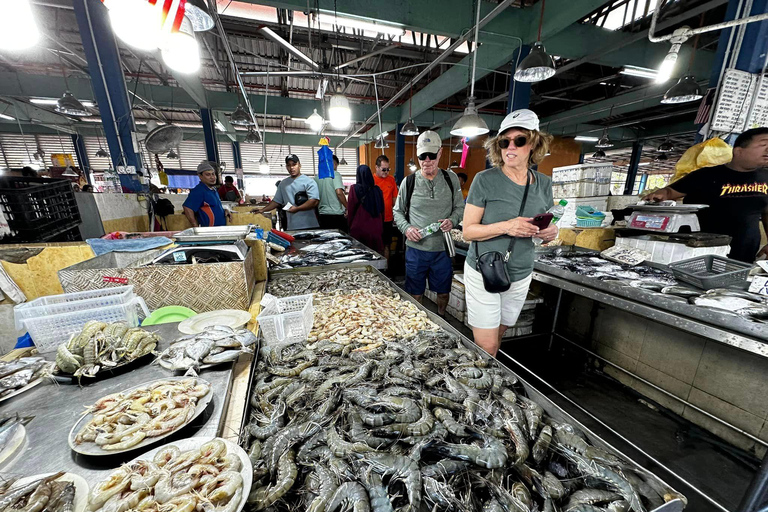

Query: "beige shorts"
<box><xmin>464</xmin><ymin>262</ymin><xmax>532</xmax><ymax>330</ymax></box>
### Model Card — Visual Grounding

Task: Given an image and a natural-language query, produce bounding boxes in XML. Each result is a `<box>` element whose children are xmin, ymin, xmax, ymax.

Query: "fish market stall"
<box><xmin>270</xmin><ymin>229</ymin><xmax>387</xmax><ymax>272</ymax></box>
<box><xmin>244</xmin><ymin>265</ymin><xmax>686</xmax><ymax>512</ymax></box>
<box><xmin>0</xmin><ymin>321</ymin><xmax>241</xmax><ymax>482</ymax></box>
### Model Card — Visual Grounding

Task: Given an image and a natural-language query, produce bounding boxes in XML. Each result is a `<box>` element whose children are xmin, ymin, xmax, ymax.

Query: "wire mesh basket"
<box><xmin>669</xmin><ymin>255</ymin><xmax>753</xmax><ymax>290</ymax></box>
<box><xmin>257</xmin><ymin>294</ymin><xmax>314</xmax><ymax>345</ymax></box>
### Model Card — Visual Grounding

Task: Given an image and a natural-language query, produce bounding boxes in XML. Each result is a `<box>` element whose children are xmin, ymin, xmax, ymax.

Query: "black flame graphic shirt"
<box><xmin>670</xmin><ymin>165</ymin><xmax>768</xmax><ymax>262</ymax></box>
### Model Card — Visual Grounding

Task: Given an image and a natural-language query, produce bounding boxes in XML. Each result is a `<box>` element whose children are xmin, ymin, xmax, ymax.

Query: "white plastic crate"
<box><xmin>14</xmin><ymin>285</ymin><xmax>136</xmax><ymax>331</ymax></box>
<box><xmin>257</xmin><ymin>294</ymin><xmax>314</xmax><ymax>345</ymax></box>
<box><xmin>615</xmin><ymin>237</ymin><xmax>730</xmax><ymax>266</ymax></box>
<box><xmin>21</xmin><ymin>296</ymin><xmax>149</xmax><ymax>353</ymax></box>
<box><xmin>552</xmin><ymin>164</ymin><xmax>613</xmax><ymax>184</ymax></box>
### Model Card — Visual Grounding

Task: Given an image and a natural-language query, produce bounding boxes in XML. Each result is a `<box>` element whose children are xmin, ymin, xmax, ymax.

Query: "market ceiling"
<box><xmin>0</xmin><ymin>0</ymin><xmax>726</xmax><ymax>147</ymax></box>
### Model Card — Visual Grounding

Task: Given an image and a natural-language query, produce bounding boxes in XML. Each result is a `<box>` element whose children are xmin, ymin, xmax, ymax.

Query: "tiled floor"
<box><xmin>418</xmin><ymin>296</ymin><xmax>757</xmax><ymax>512</ymax></box>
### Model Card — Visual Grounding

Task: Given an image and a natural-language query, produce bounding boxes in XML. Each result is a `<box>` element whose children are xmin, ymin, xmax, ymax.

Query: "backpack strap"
<box><xmin>441</xmin><ymin>169</ymin><xmax>455</xmax><ymax>198</ymax></box>
<box><xmin>404</xmin><ymin>173</ymin><xmax>416</xmax><ymax>223</ymax></box>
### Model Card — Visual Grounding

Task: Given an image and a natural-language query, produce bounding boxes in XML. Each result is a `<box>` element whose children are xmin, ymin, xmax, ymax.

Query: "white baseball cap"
<box><xmin>416</xmin><ymin>130</ymin><xmax>442</xmax><ymax>155</ymax></box>
<box><xmin>499</xmin><ymin>109</ymin><xmax>540</xmax><ymax>134</ymax></box>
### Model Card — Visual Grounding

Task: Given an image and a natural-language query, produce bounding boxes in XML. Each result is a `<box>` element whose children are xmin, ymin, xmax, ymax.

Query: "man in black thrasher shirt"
<box><xmin>644</xmin><ymin>127</ymin><xmax>768</xmax><ymax>263</ymax></box>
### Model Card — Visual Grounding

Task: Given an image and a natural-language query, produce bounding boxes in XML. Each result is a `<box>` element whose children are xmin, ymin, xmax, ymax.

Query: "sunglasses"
<box><xmin>418</xmin><ymin>152</ymin><xmax>438</xmax><ymax>161</ymax></box>
<box><xmin>498</xmin><ymin>136</ymin><xmax>528</xmax><ymax>149</ymax></box>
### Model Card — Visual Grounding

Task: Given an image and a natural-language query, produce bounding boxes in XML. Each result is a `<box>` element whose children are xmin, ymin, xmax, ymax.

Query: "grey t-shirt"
<box><xmin>466</xmin><ymin>167</ymin><xmax>553</xmax><ymax>281</ymax></box>
<box><xmin>392</xmin><ymin>169</ymin><xmax>465</xmax><ymax>252</ymax></box>
<box><xmin>274</xmin><ymin>174</ymin><xmax>320</xmax><ymax>230</ymax></box>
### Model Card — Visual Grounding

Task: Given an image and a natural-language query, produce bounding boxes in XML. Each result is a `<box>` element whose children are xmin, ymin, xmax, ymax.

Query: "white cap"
<box><xmin>499</xmin><ymin>109</ymin><xmax>540</xmax><ymax>134</ymax></box>
<box><xmin>416</xmin><ymin>130</ymin><xmax>442</xmax><ymax>155</ymax></box>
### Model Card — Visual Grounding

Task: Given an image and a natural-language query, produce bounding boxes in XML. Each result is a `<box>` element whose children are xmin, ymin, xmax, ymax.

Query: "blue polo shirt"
<box><xmin>183</xmin><ymin>182</ymin><xmax>227</xmax><ymax>227</ymax></box>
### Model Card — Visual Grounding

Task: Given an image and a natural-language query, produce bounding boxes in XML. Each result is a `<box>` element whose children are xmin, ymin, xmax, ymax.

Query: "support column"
<box><xmin>395</xmin><ymin>123</ymin><xmax>405</xmax><ymax>185</ymax></box>
<box><xmin>200</xmin><ymin>108</ymin><xmax>221</xmax><ymax>164</ymax></box>
<box><xmin>71</xmin><ymin>134</ymin><xmax>91</xmax><ymax>184</ymax></box>
<box><xmin>623</xmin><ymin>141</ymin><xmax>643</xmax><ymax>196</ymax></box>
<box><xmin>507</xmin><ymin>46</ymin><xmax>531</xmax><ymax>114</ymax></box>
<box><xmin>232</xmin><ymin>141</ymin><xmax>244</xmax><ymax>189</ymax></box>
<box><xmin>72</xmin><ymin>0</ymin><xmax>142</xmax><ymax>175</ymax></box>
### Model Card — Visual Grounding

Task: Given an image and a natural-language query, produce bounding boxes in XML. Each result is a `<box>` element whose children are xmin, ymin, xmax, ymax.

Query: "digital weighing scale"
<box><xmin>626</xmin><ymin>203</ymin><xmax>709</xmax><ymax>233</ymax></box>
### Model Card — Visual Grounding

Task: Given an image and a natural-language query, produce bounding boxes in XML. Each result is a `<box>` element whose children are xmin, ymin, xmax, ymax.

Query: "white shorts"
<box><xmin>464</xmin><ymin>261</ymin><xmax>533</xmax><ymax>330</ymax></box>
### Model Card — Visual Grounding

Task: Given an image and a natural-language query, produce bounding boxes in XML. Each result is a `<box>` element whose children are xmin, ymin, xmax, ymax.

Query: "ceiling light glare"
<box><xmin>161</xmin><ymin>17</ymin><xmax>200</xmax><ymax>74</ymax></box>
<box><xmin>328</xmin><ymin>94</ymin><xmax>352</xmax><ymax>130</ymax></box>
<box><xmin>0</xmin><ymin>0</ymin><xmax>39</xmax><ymax>51</ymax></box>
<box><xmin>105</xmin><ymin>0</ymin><xmax>164</xmax><ymax>51</ymax></box>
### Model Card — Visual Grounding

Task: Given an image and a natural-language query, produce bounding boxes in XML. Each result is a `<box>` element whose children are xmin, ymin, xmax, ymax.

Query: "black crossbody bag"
<box><xmin>473</xmin><ymin>170</ymin><xmax>532</xmax><ymax>293</ymax></box>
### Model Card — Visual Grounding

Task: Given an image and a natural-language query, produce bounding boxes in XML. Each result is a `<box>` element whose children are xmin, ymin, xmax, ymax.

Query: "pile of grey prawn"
<box><xmin>243</xmin><ymin>331</ymin><xmax>684</xmax><ymax>512</ymax></box>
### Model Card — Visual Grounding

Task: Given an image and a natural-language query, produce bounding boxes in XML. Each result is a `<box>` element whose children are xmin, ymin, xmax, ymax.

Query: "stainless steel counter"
<box><xmin>271</xmin><ymin>229</ymin><xmax>387</xmax><ymax>273</ymax></box>
<box><xmin>0</xmin><ymin>322</ymin><xmax>235</xmax><ymax>480</ymax></box>
<box><xmin>533</xmin><ymin>258</ymin><xmax>768</xmax><ymax>358</ymax></box>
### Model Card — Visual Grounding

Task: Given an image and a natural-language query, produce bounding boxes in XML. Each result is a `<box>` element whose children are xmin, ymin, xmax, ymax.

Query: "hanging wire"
<box><xmin>13</xmin><ymin>104</ymin><xmax>33</xmax><ymax>164</ymax></box>
<box><xmin>537</xmin><ymin>0</ymin><xmax>546</xmax><ymax>42</ymax></box>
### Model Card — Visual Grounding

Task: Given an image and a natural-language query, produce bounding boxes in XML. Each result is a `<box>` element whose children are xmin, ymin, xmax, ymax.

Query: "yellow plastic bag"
<box><xmin>671</xmin><ymin>137</ymin><xmax>732</xmax><ymax>183</ymax></box>
<box><xmin>158</xmin><ymin>170</ymin><xmax>169</xmax><ymax>186</ymax></box>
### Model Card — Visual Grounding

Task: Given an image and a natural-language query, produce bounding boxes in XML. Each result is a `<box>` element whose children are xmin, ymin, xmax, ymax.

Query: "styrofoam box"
<box><xmin>552</xmin><ymin>182</ymin><xmax>610</xmax><ymax>198</ymax></box>
<box><xmin>424</xmin><ymin>289</ymin><xmax>438</xmax><ymax>302</ymax></box>
<box><xmin>615</xmin><ymin>237</ymin><xmax>731</xmax><ymax>266</ymax></box>
<box><xmin>446</xmin><ymin>305</ymin><xmax>465</xmax><ymax>323</ymax></box>
<box><xmin>448</xmin><ymin>292</ymin><xmax>465</xmax><ymax>312</ymax></box>
<box><xmin>552</xmin><ymin>164</ymin><xmax>613</xmax><ymax>184</ymax></box>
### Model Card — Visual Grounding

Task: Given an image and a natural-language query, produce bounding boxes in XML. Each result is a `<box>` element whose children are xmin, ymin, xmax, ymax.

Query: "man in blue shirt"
<box><xmin>252</xmin><ymin>154</ymin><xmax>320</xmax><ymax>230</ymax></box>
<box><xmin>183</xmin><ymin>161</ymin><xmax>231</xmax><ymax>227</ymax></box>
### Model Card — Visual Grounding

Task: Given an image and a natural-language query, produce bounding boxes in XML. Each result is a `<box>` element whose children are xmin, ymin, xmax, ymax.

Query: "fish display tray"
<box><xmin>253</xmin><ymin>264</ymin><xmax>686</xmax><ymax>511</ymax></box>
<box><xmin>8</xmin><ymin>472</ymin><xmax>90</xmax><ymax>512</ymax></box>
<box><xmin>68</xmin><ymin>376</ymin><xmax>213</xmax><ymax>456</ymax></box>
<box><xmin>270</xmin><ymin>229</ymin><xmax>387</xmax><ymax>273</ymax></box>
<box><xmin>670</xmin><ymin>255</ymin><xmax>752</xmax><ymax>290</ymax></box>
<box><xmin>0</xmin><ymin>362</ymin><xmax>55</xmax><ymax>404</ymax></box>
<box><xmin>52</xmin><ymin>352</ymin><xmax>154</xmax><ymax>385</ymax></box>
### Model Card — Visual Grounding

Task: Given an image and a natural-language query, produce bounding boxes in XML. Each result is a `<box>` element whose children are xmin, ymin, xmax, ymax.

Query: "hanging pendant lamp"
<box><xmin>340</xmin><ymin>156</ymin><xmax>348</xmax><ymax>165</ymax></box>
<box><xmin>595</xmin><ymin>134</ymin><xmax>613</xmax><ymax>149</ymax></box>
<box><xmin>167</xmin><ymin>148</ymin><xmax>179</xmax><ymax>159</ymax></box>
<box><xmin>328</xmin><ymin>86</ymin><xmax>351</xmax><ymax>129</ymax></box>
<box><xmin>400</xmin><ymin>119</ymin><xmax>419</xmax><ymax>136</ymax></box>
<box><xmin>657</xmin><ymin>139</ymin><xmax>674</xmax><ymax>152</ymax></box>
<box><xmin>305</xmin><ymin>109</ymin><xmax>324</xmax><ymax>132</ymax></box>
<box><xmin>408</xmin><ymin>159</ymin><xmax>417</xmax><ymax>172</ymax></box>
<box><xmin>55</xmin><ymin>91</ymin><xmax>90</xmax><ymax>116</ymax></box>
<box><xmin>661</xmin><ymin>76</ymin><xmax>703</xmax><ymax>104</ymax></box>
<box><xmin>244</xmin><ymin>128</ymin><xmax>261</xmax><ymax>144</ymax></box>
<box><xmin>451</xmin><ymin>98</ymin><xmax>489</xmax><ymax>138</ymax></box>
<box><xmin>452</xmin><ymin>138</ymin><xmax>464</xmax><ymax>153</ymax></box>
<box><xmin>514</xmin><ymin>1</ymin><xmax>556</xmax><ymax>83</ymax></box>
<box><xmin>230</xmin><ymin>104</ymin><xmax>253</xmax><ymax>126</ymax></box>
<box><xmin>95</xmin><ymin>148</ymin><xmax>109</xmax><ymax>158</ymax></box>
<box><xmin>592</xmin><ymin>149</ymin><xmax>606</xmax><ymax>158</ymax></box>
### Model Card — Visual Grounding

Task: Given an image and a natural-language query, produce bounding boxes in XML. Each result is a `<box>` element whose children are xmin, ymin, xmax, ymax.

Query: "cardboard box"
<box><xmin>58</xmin><ymin>248</ymin><xmax>256</xmax><ymax>313</ymax></box>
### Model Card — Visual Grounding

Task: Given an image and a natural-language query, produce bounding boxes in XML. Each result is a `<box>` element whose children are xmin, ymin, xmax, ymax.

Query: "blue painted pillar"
<box><xmin>623</xmin><ymin>141</ymin><xmax>643</xmax><ymax>196</ymax></box>
<box><xmin>200</xmin><ymin>108</ymin><xmax>220</xmax><ymax>163</ymax></box>
<box><xmin>735</xmin><ymin>0</ymin><xmax>768</xmax><ymax>74</ymax></box>
<box><xmin>395</xmin><ymin>123</ymin><xmax>405</xmax><ymax>185</ymax></box>
<box><xmin>232</xmin><ymin>141</ymin><xmax>243</xmax><ymax>189</ymax></box>
<box><xmin>72</xmin><ymin>0</ymin><xmax>141</xmax><ymax>173</ymax></box>
<box><xmin>71</xmin><ymin>134</ymin><xmax>91</xmax><ymax>184</ymax></box>
<box><xmin>508</xmin><ymin>46</ymin><xmax>531</xmax><ymax>113</ymax></box>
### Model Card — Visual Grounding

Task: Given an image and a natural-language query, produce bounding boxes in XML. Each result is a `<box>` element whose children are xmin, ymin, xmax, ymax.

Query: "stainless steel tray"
<box><xmin>269</xmin><ymin>229</ymin><xmax>387</xmax><ymax>273</ymax></box>
<box><xmin>257</xmin><ymin>264</ymin><xmax>686</xmax><ymax>511</ymax></box>
<box><xmin>175</xmin><ymin>226</ymin><xmax>253</xmax><ymax>242</ymax></box>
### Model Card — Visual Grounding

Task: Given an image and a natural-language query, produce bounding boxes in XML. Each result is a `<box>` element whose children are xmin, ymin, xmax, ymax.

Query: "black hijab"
<box><xmin>353</xmin><ymin>165</ymin><xmax>385</xmax><ymax>217</ymax></box>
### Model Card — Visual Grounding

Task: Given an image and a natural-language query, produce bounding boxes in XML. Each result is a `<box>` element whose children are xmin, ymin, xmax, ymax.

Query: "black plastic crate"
<box><xmin>0</xmin><ymin>177</ymin><xmax>81</xmax><ymax>243</ymax></box>
<box><xmin>669</xmin><ymin>255</ymin><xmax>752</xmax><ymax>290</ymax></box>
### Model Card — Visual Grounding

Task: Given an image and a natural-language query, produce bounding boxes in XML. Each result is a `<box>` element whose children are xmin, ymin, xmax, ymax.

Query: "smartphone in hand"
<box><xmin>531</xmin><ymin>213</ymin><xmax>554</xmax><ymax>229</ymax></box>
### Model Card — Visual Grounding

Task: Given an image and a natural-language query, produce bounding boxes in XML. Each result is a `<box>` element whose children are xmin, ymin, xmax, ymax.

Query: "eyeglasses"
<box><xmin>498</xmin><ymin>136</ymin><xmax>528</xmax><ymax>149</ymax></box>
<box><xmin>418</xmin><ymin>152</ymin><xmax>438</xmax><ymax>161</ymax></box>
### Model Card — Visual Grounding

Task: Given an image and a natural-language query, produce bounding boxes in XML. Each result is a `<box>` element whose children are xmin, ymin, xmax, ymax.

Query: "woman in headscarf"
<box><xmin>347</xmin><ymin>165</ymin><xmax>385</xmax><ymax>254</ymax></box>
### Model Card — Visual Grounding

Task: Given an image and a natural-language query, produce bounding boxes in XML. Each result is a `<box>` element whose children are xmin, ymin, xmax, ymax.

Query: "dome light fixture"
<box><xmin>514</xmin><ymin>41</ymin><xmax>556</xmax><ymax>83</ymax></box>
<box><xmin>0</xmin><ymin>0</ymin><xmax>39</xmax><ymax>51</ymax></box>
<box><xmin>328</xmin><ymin>89</ymin><xmax>352</xmax><ymax>130</ymax></box>
<box><xmin>340</xmin><ymin>156</ymin><xmax>348</xmax><ymax>165</ymax></box>
<box><xmin>230</xmin><ymin>104</ymin><xmax>253</xmax><ymax>126</ymax></box>
<box><xmin>104</xmin><ymin>0</ymin><xmax>164</xmax><ymax>51</ymax></box>
<box><xmin>167</xmin><ymin>148</ymin><xmax>179</xmax><ymax>159</ymax></box>
<box><xmin>657</xmin><ymin>139</ymin><xmax>674</xmax><ymax>152</ymax></box>
<box><xmin>450</xmin><ymin>98</ymin><xmax>489</xmax><ymax>138</ymax></box>
<box><xmin>55</xmin><ymin>91</ymin><xmax>90</xmax><ymax>116</ymax></box>
<box><xmin>400</xmin><ymin>119</ymin><xmax>419</xmax><ymax>136</ymax></box>
<box><xmin>95</xmin><ymin>147</ymin><xmax>110</xmax><ymax>158</ymax></box>
<box><xmin>661</xmin><ymin>76</ymin><xmax>704</xmax><ymax>104</ymax></box>
<box><xmin>305</xmin><ymin>109</ymin><xmax>324</xmax><ymax>132</ymax></box>
<box><xmin>592</xmin><ymin>149</ymin><xmax>606</xmax><ymax>158</ymax></box>
<box><xmin>161</xmin><ymin>17</ymin><xmax>200</xmax><ymax>74</ymax></box>
<box><xmin>595</xmin><ymin>134</ymin><xmax>614</xmax><ymax>149</ymax></box>
<box><xmin>259</xmin><ymin>154</ymin><xmax>270</xmax><ymax>174</ymax></box>
<box><xmin>244</xmin><ymin>128</ymin><xmax>261</xmax><ymax>144</ymax></box>
<box><xmin>374</xmin><ymin>135</ymin><xmax>389</xmax><ymax>149</ymax></box>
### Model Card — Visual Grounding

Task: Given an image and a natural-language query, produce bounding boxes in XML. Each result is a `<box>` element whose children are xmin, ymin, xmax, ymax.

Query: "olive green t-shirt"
<box><xmin>466</xmin><ymin>167</ymin><xmax>553</xmax><ymax>281</ymax></box>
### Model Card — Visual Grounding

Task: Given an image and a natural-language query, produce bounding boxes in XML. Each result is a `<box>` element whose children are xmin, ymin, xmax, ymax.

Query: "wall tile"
<box><xmin>631</xmin><ymin>362</ymin><xmax>691</xmax><ymax>416</ymax></box>
<box><xmin>639</xmin><ymin>325</ymin><xmax>705</xmax><ymax>385</ymax></box>
<box><xmin>593</xmin><ymin>308</ymin><xmax>647</xmax><ymax>360</ymax></box>
<box><xmin>693</xmin><ymin>342</ymin><xmax>768</xmax><ymax>419</ymax></box>
<box><xmin>683</xmin><ymin>388</ymin><xmax>764</xmax><ymax>454</ymax></box>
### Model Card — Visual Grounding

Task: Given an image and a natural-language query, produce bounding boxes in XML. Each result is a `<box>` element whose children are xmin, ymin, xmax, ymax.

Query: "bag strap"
<box><xmin>404</xmin><ymin>173</ymin><xmax>416</xmax><ymax>223</ymax></box>
<box><xmin>472</xmin><ymin>169</ymin><xmax>534</xmax><ymax>263</ymax></box>
<box><xmin>441</xmin><ymin>169</ymin><xmax>454</xmax><ymax>198</ymax></box>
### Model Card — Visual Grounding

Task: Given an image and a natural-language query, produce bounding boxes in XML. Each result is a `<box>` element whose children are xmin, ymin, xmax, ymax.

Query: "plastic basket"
<box><xmin>14</xmin><ymin>285</ymin><xmax>136</xmax><ymax>331</ymax></box>
<box><xmin>20</xmin><ymin>296</ymin><xmax>150</xmax><ymax>353</ymax></box>
<box><xmin>257</xmin><ymin>294</ymin><xmax>314</xmax><ymax>345</ymax></box>
<box><xmin>0</xmin><ymin>177</ymin><xmax>81</xmax><ymax>242</ymax></box>
<box><xmin>576</xmin><ymin>219</ymin><xmax>603</xmax><ymax>227</ymax></box>
<box><xmin>669</xmin><ymin>255</ymin><xmax>753</xmax><ymax>290</ymax></box>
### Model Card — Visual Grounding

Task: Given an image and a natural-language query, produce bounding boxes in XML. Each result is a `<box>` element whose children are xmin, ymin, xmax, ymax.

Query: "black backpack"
<box><xmin>154</xmin><ymin>198</ymin><xmax>175</xmax><ymax>218</ymax></box>
<box><xmin>403</xmin><ymin>169</ymin><xmax>454</xmax><ymax>223</ymax></box>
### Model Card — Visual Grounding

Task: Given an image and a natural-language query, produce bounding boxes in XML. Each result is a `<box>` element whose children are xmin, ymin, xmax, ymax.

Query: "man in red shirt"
<box><xmin>373</xmin><ymin>155</ymin><xmax>398</xmax><ymax>260</ymax></box>
<box><xmin>218</xmin><ymin>176</ymin><xmax>241</xmax><ymax>202</ymax></box>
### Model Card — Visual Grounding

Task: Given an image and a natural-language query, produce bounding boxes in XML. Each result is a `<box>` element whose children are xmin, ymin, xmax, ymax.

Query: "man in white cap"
<box><xmin>393</xmin><ymin>130</ymin><xmax>464</xmax><ymax>316</ymax></box>
<box><xmin>183</xmin><ymin>160</ymin><xmax>231</xmax><ymax>227</ymax></box>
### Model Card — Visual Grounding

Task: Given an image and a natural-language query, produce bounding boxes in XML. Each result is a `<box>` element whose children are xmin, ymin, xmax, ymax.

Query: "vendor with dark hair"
<box><xmin>218</xmin><ymin>176</ymin><xmax>241</xmax><ymax>202</ymax></box>
<box><xmin>644</xmin><ymin>127</ymin><xmax>768</xmax><ymax>262</ymax></box>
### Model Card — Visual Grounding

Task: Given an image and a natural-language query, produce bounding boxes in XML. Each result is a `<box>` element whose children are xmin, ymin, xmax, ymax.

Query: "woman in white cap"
<box><xmin>462</xmin><ymin>109</ymin><xmax>558</xmax><ymax>356</ymax></box>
